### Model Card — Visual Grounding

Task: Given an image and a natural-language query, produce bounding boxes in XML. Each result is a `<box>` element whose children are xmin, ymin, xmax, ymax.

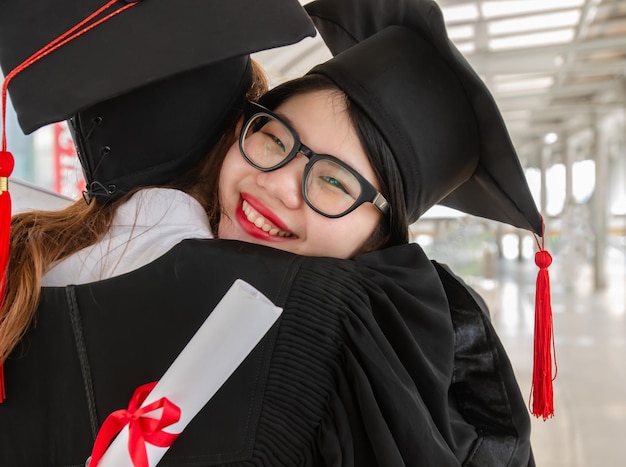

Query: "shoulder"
<box><xmin>430</xmin><ymin>260</ymin><xmax>491</xmax><ymax>317</ymax></box>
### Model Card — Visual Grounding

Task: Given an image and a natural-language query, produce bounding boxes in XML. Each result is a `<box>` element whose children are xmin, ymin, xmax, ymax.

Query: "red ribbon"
<box><xmin>89</xmin><ymin>381</ymin><xmax>181</xmax><ymax>467</ymax></box>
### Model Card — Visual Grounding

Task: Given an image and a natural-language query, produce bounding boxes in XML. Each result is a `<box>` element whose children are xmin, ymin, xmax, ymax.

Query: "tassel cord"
<box><xmin>2</xmin><ymin>0</ymin><xmax>138</xmax><ymax>150</ymax></box>
<box><xmin>530</xmin><ymin>224</ymin><xmax>557</xmax><ymax>420</ymax></box>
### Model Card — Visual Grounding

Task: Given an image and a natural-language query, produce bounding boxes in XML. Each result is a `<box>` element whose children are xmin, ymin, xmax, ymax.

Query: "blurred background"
<box><xmin>3</xmin><ymin>1</ymin><xmax>626</xmax><ymax>465</ymax></box>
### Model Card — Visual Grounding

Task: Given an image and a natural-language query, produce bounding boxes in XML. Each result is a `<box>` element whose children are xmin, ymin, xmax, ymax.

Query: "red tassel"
<box><xmin>0</xmin><ymin>150</ymin><xmax>14</xmax><ymax>403</ymax></box>
<box><xmin>531</xmin><ymin>224</ymin><xmax>556</xmax><ymax>420</ymax></box>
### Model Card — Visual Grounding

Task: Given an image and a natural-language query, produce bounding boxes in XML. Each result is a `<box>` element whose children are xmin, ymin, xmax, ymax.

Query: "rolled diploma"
<box><xmin>97</xmin><ymin>279</ymin><xmax>283</xmax><ymax>466</ymax></box>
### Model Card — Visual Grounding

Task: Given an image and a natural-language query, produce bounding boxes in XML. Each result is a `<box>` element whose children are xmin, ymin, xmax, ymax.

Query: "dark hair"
<box><xmin>182</xmin><ymin>60</ymin><xmax>269</xmax><ymax>234</ymax></box>
<box><xmin>259</xmin><ymin>74</ymin><xmax>409</xmax><ymax>249</ymax></box>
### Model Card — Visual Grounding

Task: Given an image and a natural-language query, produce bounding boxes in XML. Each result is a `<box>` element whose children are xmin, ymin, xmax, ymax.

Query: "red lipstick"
<box><xmin>236</xmin><ymin>193</ymin><xmax>293</xmax><ymax>241</ymax></box>
<box><xmin>241</xmin><ymin>193</ymin><xmax>290</xmax><ymax>231</ymax></box>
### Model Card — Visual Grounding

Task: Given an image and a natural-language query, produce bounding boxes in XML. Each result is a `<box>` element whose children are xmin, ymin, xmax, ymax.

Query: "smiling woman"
<box><xmin>217</xmin><ymin>87</ymin><xmax>390</xmax><ymax>258</ymax></box>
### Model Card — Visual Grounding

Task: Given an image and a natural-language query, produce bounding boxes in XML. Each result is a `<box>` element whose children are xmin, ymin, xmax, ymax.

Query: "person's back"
<box><xmin>1</xmin><ymin>238</ymin><xmax>533</xmax><ymax>466</ymax></box>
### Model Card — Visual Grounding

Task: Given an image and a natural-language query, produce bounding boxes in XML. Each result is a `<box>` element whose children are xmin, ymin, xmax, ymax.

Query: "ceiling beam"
<box><xmin>465</xmin><ymin>35</ymin><xmax>626</xmax><ymax>72</ymax></box>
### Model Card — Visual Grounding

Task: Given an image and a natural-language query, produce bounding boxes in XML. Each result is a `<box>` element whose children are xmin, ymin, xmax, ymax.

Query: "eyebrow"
<box><xmin>273</xmin><ymin>110</ymin><xmax>299</xmax><ymax>135</ymax></box>
<box><xmin>270</xmin><ymin>104</ymin><xmax>378</xmax><ymax>183</ymax></box>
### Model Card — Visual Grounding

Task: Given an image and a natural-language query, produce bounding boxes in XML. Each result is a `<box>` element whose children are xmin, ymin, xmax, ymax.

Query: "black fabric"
<box><xmin>65</xmin><ymin>285</ymin><xmax>99</xmax><ymax>438</ymax></box>
<box><xmin>0</xmin><ymin>240</ymin><xmax>533</xmax><ymax>466</ymax></box>
<box><xmin>305</xmin><ymin>0</ymin><xmax>543</xmax><ymax>235</ymax></box>
<box><xmin>68</xmin><ymin>57</ymin><xmax>251</xmax><ymax>202</ymax></box>
<box><xmin>0</xmin><ymin>0</ymin><xmax>316</xmax><ymax>134</ymax></box>
<box><xmin>432</xmin><ymin>262</ymin><xmax>535</xmax><ymax>467</ymax></box>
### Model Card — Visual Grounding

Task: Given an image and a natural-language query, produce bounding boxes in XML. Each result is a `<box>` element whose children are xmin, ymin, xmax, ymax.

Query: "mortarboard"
<box><xmin>1</xmin><ymin>0</ymin><xmax>315</xmax><ymax>135</ymax></box>
<box><xmin>0</xmin><ymin>0</ymin><xmax>315</xmax><ymax>401</ymax></box>
<box><xmin>305</xmin><ymin>0</ymin><xmax>542</xmax><ymax>235</ymax></box>
<box><xmin>0</xmin><ymin>0</ymin><xmax>317</xmax><ymax>232</ymax></box>
<box><xmin>304</xmin><ymin>0</ymin><xmax>555</xmax><ymax>420</ymax></box>
<box><xmin>1</xmin><ymin>0</ymin><xmax>316</xmax><ymax>201</ymax></box>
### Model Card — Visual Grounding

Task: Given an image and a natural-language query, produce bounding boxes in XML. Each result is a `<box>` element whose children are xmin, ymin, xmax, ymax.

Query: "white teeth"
<box><xmin>242</xmin><ymin>200</ymin><xmax>292</xmax><ymax>237</ymax></box>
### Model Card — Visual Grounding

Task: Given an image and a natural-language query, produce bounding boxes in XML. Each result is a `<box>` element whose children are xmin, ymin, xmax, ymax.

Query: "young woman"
<box><xmin>216</xmin><ymin>81</ymin><xmax>395</xmax><ymax>258</ymax></box>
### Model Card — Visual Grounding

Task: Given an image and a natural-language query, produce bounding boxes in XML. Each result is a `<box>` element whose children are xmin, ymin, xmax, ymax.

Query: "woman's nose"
<box><xmin>256</xmin><ymin>156</ymin><xmax>306</xmax><ymax>209</ymax></box>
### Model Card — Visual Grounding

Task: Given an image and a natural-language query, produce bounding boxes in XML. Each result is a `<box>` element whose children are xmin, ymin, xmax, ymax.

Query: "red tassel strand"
<box><xmin>0</xmin><ymin>0</ymin><xmax>141</xmax><ymax>403</ymax></box>
<box><xmin>0</xmin><ymin>150</ymin><xmax>14</xmax><ymax>403</ymax></box>
<box><xmin>0</xmin><ymin>78</ymin><xmax>15</xmax><ymax>400</ymax></box>
<box><xmin>531</xmin><ymin>223</ymin><xmax>556</xmax><ymax>420</ymax></box>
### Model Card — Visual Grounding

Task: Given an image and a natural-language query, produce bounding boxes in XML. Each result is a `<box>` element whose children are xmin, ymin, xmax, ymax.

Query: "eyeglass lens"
<box><xmin>241</xmin><ymin>113</ymin><xmax>364</xmax><ymax>216</ymax></box>
<box><xmin>242</xmin><ymin>114</ymin><xmax>295</xmax><ymax>169</ymax></box>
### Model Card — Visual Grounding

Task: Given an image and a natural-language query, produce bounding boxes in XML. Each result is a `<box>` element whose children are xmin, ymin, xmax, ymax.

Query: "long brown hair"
<box><xmin>0</xmin><ymin>61</ymin><xmax>268</xmax><ymax>365</ymax></box>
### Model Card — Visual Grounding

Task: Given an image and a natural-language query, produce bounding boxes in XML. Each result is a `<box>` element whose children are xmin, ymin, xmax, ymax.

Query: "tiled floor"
<box><xmin>466</xmin><ymin>242</ymin><xmax>626</xmax><ymax>467</ymax></box>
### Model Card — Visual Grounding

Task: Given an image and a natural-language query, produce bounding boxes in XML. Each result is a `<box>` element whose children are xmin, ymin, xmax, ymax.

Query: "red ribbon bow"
<box><xmin>89</xmin><ymin>381</ymin><xmax>181</xmax><ymax>467</ymax></box>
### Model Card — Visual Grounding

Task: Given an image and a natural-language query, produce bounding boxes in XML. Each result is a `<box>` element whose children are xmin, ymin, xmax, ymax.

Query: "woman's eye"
<box><xmin>268</xmin><ymin>133</ymin><xmax>286</xmax><ymax>152</ymax></box>
<box><xmin>260</xmin><ymin>131</ymin><xmax>286</xmax><ymax>154</ymax></box>
<box><xmin>320</xmin><ymin>175</ymin><xmax>349</xmax><ymax>194</ymax></box>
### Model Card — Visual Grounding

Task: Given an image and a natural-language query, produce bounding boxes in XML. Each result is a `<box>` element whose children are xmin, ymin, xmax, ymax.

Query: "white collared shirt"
<box><xmin>42</xmin><ymin>188</ymin><xmax>213</xmax><ymax>286</ymax></box>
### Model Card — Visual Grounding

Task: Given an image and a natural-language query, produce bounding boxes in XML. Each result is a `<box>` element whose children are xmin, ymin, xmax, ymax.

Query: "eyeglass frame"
<box><xmin>239</xmin><ymin>101</ymin><xmax>391</xmax><ymax>220</ymax></box>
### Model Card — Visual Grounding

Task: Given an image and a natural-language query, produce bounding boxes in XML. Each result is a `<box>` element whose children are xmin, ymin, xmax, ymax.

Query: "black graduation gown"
<box><xmin>0</xmin><ymin>239</ymin><xmax>534</xmax><ymax>466</ymax></box>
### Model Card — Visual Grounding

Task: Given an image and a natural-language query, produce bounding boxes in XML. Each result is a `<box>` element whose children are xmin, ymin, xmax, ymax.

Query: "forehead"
<box><xmin>274</xmin><ymin>89</ymin><xmax>348</xmax><ymax>131</ymax></box>
<box><xmin>273</xmin><ymin>89</ymin><xmax>381</xmax><ymax>189</ymax></box>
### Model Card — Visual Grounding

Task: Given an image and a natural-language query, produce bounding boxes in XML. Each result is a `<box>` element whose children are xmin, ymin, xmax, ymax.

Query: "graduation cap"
<box><xmin>305</xmin><ymin>0</ymin><xmax>541</xmax><ymax>234</ymax></box>
<box><xmin>0</xmin><ymin>0</ymin><xmax>315</xmax><ymax>400</ymax></box>
<box><xmin>304</xmin><ymin>0</ymin><xmax>555</xmax><ymax>419</ymax></box>
<box><xmin>1</xmin><ymin>0</ymin><xmax>315</xmax><ymax>199</ymax></box>
<box><xmin>1</xmin><ymin>0</ymin><xmax>315</xmax><ymax>135</ymax></box>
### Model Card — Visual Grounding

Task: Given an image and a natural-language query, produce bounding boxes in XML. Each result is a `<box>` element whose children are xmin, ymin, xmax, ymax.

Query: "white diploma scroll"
<box><xmin>96</xmin><ymin>279</ymin><xmax>283</xmax><ymax>467</ymax></box>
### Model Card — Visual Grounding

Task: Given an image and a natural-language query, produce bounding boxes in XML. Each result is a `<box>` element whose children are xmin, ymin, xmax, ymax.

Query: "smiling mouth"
<box><xmin>242</xmin><ymin>200</ymin><xmax>294</xmax><ymax>237</ymax></box>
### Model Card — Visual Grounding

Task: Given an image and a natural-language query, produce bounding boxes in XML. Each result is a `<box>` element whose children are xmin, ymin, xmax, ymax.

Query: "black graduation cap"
<box><xmin>305</xmin><ymin>0</ymin><xmax>556</xmax><ymax>421</ymax></box>
<box><xmin>1</xmin><ymin>0</ymin><xmax>315</xmax><ymax>134</ymax></box>
<box><xmin>304</xmin><ymin>0</ymin><xmax>543</xmax><ymax>235</ymax></box>
<box><xmin>0</xmin><ymin>0</ymin><xmax>316</xmax><ymax>200</ymax></box>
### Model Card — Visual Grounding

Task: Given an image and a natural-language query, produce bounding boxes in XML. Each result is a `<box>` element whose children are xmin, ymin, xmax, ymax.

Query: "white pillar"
<box><xmin>591</xmin><ymin>118</ymin><xmax>608</xmax><ymax>290</ymax></box>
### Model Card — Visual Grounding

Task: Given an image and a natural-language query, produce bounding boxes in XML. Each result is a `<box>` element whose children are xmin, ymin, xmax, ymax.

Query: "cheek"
<box><xmin>219</xmin><ymin>145</ymin><xmax>240</xmax><ymax>180</ymax></box>
<box><xmin>216</xmin><ymin>160</ymin><xmax>242</xmax><ymax>241</ymax></box>
<box><xmin>217</xmin><ymin>212</ymin><xmax>234</xmax><ymax>239</ymax></box>
<box><xmin>338</xmin><ymin>213</ymin><xmax>381</xmax><ymax>257</ymax></box>
<box><xmin>219</xmin><ymin>145</ymin><xmax>250</xmax><ymax>195</ymax></box>
<box><xmin>305</xmin><ymin>215</ymin><xmax>378</xmax><ymax>259</ymax></box>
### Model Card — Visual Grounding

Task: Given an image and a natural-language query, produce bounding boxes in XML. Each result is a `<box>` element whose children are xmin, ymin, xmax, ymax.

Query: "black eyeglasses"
<box><xmin>239</xmin><ymin>102</ymin><xmax>391</xmax><ymax>219</ymax></box>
